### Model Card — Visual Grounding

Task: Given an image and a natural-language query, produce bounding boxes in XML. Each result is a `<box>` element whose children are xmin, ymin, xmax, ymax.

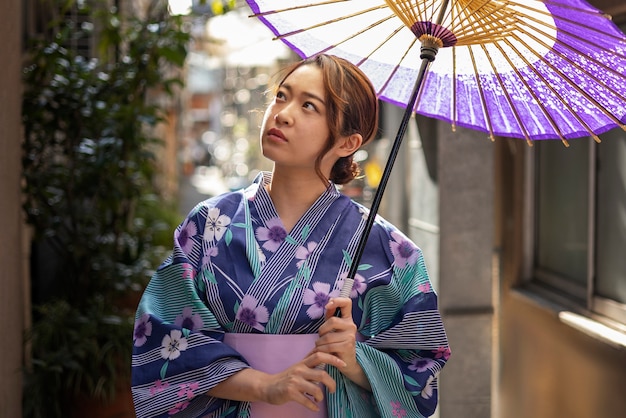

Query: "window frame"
<box><xmin>525</xmin><ymin>137</ymin><xmax>626</xmax><ymax>327</ymax></box>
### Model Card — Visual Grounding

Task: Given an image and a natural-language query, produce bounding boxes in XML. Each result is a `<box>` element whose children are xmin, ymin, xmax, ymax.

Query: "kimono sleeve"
<box><xmin>131</xmin><ymin>207</ymin><xmax>249</xmax><ymax>418</ymax></box>
<box><xmin>327</xmin><ymin>222</ymin><xmax>450</xmax><ymax>418</ymax></box>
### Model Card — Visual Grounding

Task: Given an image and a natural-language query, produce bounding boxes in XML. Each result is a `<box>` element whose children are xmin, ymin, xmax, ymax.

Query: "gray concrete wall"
<box><xmin>0</xmin><ymin>2</ymin><xmax>26</xmax><ymax>417</ymax></box>
<box><xmin>437</xmin><ymin>125</ymin><xmax>496</xmax><ymax>418</ymax></box>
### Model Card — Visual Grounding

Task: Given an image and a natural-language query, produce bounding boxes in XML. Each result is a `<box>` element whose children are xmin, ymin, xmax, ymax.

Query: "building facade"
<box><xmin>3</xmin><ymin>1</ymin><xmax>626</xmax><ymax>418</ymax></box>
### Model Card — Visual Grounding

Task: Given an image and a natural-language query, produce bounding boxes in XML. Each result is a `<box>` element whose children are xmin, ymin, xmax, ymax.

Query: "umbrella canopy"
<box><xmin>245</xmin><ymin>0</ymin><xmax>626</xmax><ymax>295</ymax></box>
<box><xmin>246</xmin><ymin>0</ymin><xmax>626</xmax><ymax>144</ymax></box>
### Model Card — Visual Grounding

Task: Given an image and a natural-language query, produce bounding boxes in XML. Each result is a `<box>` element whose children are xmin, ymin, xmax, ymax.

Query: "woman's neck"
<box><xmin>265</xmin><ymin>170</ymin><xmax>330</xmax><ymax>233</ymax></box>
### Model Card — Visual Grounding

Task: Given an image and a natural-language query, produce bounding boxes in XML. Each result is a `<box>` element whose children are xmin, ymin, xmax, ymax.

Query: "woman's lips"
<box><xmin>267</xmin><ymin>128</ymin><xmax>287</xmax><ymax>142</ymax></box>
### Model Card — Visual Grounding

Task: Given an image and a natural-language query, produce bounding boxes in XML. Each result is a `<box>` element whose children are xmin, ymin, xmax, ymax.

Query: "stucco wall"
<box><xmin>0</xmin><ymin>2</ymin><xmax>26</xmax><ymax>417</ymax></box>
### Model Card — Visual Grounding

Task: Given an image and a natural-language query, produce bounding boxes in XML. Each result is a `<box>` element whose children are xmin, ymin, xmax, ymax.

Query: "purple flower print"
<box><xmin>408</xmin><ymin>357</ymin><xmax>435</xmax><ymax>373</ymax></box>
<box><xmin>421</xmin><ymin>375</ymin><xmax>436</xmax><ymax>399</ymax></box>
<box><xmin>295</xmin><ymin>241</ymin><xmax>317</xmax><ymax>268</ymax></box>
<box><xmin>236</xmin><ymin>295</ymin><xmax>269</xmax><ymax>331</ymax></box>
<box><xmin>303</xmin><ymin>282</ymin><xmax>340</xmax><ymax>319</ymax></box>
<box><xmin>176</xmin><ymin>219</ymin><xmax>197</xmax><ymax>253</ymax></box>
<box><xmin>204</xmin><ymin>207</ymin><xmax>231</xmax><ymax>242</ymax></box>
<box><xmin>337</xmin><ymin>272</ymin><xmax>367</xmax><ymax>298</ymax></box>
<box><xmin>391</xmin><ymin>401</ymin><xmax>407</xmax><ymax>418</ymax></box>
<box><xmin>202</xmin><ymin>246</ymin><xmax>218</xmax><ymax>266</ymax></box>
<box><xmin>433</xmin><ymin>346</ymin><xmax>451</xmax><ymax>360</ymax></box>
<box><xmin>389</xmin><ymin>231</ymin><xmax>419</xmax><ymax>268</ymax></box>
<box><xmin>133</xmin><ymin>313</ymin><xmax>152</xmax><ymax>347</ymax></box>
<box><xmin>160</xmin><ymin>330</ymin><xmax>188</xmax><ymax>361</ymax></box>
<box><xmin>174</xmin><ymin>307</ymin><xmax>204</xmax><ymax>332</ymax></box>
<box><xmin>255</xmin><ymin>217</ymin><xmax>287</xmax><ymax>252</ymax></box>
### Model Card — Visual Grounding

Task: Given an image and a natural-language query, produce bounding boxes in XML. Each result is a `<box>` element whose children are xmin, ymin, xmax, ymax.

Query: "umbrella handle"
<box><xmin>337</xmin><ymin>45</ymin><xmax>439</xmax><ymax>310</ymax></box>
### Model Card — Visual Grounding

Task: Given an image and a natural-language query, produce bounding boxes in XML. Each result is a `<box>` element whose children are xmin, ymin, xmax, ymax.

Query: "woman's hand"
<box><xmin>207</xmin><ymin>351</ymin><xmax>346</xmax><ymax>412</ymax></box>
<box><xmin>316</xmin><ymin>297</ymin><xmax>372</xmax><ymax>390</ymax></box>
<box><xmin>260</xmin><ymin>351</ymin><xmax>345</xmax><ymax>411</ymax></box>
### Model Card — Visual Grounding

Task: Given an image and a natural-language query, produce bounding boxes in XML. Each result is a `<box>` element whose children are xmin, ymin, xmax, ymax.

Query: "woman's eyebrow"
<box><xmin>281</xmin><ymin>82</ymin><xmax>325</xmax><ymax>105</ymax></box>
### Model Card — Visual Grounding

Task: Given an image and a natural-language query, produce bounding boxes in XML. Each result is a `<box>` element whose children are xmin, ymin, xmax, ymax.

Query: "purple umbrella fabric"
<box><xmin>246</xmin><ymin>0</ymin><xmax>626</xmax><ymax>143</ymax></box>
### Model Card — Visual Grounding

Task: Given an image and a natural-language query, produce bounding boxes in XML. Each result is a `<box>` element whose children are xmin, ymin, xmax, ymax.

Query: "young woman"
<box><xmin>131</xmin><ymin>54</ymin><xmax>450</xmax><ymax>418</ymax></box>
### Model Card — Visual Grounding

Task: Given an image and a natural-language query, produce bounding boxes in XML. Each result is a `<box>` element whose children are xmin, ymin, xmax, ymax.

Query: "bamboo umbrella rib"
<box><xmin>467</xmin><ymin>44</ymin><xmax>496</xmax><ymax>141</ymax></box>
<box><xmin>355</xmin><ymin>25</ymin><xmax>407</xmax><ymax>66</ymax></box>
<box><xmin>495</xmin><ymin>38</ymin><xmax>568</xmax><ymax>144</ymax></box>
<box><xmin>311</xmin><ymin>14</ymin><xmax>403</xmax><ymax>57</ymax></box>
<box><xmin>379</xmin><ymin>37</ymin><xmax>421</xmax><ymax>98</ymax></box>
<box><xmin>257</xmin><ymin>5</ymin><xmax>389</xmax><ymax>40</ymax></box>
<box><xmin>481</xmin><ymin>42</ymin><xmax>534</xmax><ymax>145</ymax></box>
<box><xmin>536</xmin><ymin>0</ymin><xmax>614</xmax><ymax>23</ymax></box>
<box><xmin>510</xmin><ymin>33</ymin><xmax>619</xmax><ymax>142</ymax></box>
<box><xmin>249</xmin><ymin>0</ymin><xmax>357</xmax><ymax>17</ymax></box>
<box><xmin>514</xmin><ymin>1</ymin><xmax>626</xmax><ymax>42</ymax></box>
<box><xmin>505</xmin><ymin>35</ymin><xmax>603</xmax><ymax>144</ymax></box>
<box><xmin>452</xmin><ymin>45</ymin><xmax>457</xmax><ymax>131</ymax></box>
<box><xmin>522</xmin><ymin>26</ymin><xmax>626</xmax><ymax>106</ymax></box>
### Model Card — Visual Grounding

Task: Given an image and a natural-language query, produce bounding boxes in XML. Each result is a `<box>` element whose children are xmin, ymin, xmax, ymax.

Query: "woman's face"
<box><xmin>260</xmin><ymin>64</ymin><xmax>340</xmax><ymax>177</ymax></box>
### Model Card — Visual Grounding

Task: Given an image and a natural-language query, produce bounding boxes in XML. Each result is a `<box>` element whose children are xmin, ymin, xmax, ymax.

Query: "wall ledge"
<box><xmin>511</xmin><ymin>286</ymin><xmax>626</xmax><ymax>350</ymax></box>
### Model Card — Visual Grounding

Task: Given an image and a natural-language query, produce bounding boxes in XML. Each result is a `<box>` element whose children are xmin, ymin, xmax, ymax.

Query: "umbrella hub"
<box><xmin>419</xmin><ymin>34</ymin><xmax>444</xmax><ymax>62</ymax></box>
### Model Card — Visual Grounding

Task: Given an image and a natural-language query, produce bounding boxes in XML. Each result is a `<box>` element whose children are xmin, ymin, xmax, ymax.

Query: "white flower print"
<box><xmin>160</xmin><ymin>330</ymin><xmax>188</xmax><ymax>361</ymax></box>
<box><xmin>421</xmin><ymin>374</ymin><xmax>436</xmax><ymax>399</ymax></box>
<box><xmin>235</xmin><ymin>295</ymin><xmax>269</xmax><ymax>331</ymax></box>
<box><xmin>303</xmin><ymin>282</ymin><xmax>340</xmax><ymax>319</ymax></box>
<box><xmin>204</xmin><ymin>207</ymin><xmax>231</xmax><ymax>242</ymax></box>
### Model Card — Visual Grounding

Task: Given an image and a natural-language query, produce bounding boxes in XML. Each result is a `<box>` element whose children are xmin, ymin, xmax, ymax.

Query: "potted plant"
<box><xmin>21</xmin><ymin>1</ymin><xmax>189</xmax><ymax>417</ymax></box>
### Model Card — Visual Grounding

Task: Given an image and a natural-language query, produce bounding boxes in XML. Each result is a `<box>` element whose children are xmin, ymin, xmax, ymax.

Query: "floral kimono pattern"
<box><xmin>131</xmin><ymin>172</ymin><xmax>450</xmax><ymax>418</ymax></box>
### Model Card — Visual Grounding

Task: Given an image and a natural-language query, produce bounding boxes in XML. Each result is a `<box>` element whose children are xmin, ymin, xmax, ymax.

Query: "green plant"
<box><xmin>21</xmin><ymin>1</ymin><xmax>189</xmax><ymax>417</ymax></box>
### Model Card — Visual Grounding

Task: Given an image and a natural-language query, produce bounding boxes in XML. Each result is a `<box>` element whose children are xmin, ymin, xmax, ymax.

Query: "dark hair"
<box><xmin>276</xmin><ymin>54</ymin><xmax>379</xmax><ymax>185</ymax></box>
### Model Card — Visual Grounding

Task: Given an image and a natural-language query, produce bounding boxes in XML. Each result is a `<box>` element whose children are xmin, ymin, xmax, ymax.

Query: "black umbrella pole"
<box><xmin>339</xmin><ymin>51</ymin><xmax>437</xmax><ymax>302</ymax></box>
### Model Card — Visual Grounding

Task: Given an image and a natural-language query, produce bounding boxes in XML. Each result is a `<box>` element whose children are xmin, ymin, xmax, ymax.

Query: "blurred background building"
<box><xmin>2</xmin><ymin>1</ymin><xmax>626</xmax><ymax>417</ymax></box>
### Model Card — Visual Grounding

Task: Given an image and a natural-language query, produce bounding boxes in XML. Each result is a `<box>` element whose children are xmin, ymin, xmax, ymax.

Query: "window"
<box><xmin>530</xmin><ymin>126</ymin><xmax>626</xmax><ymax>326</ymax></box>
<box><xmin>528</xmin><ymin>18</ymin><xmax>626</xmax><ymax>328</ymax></box>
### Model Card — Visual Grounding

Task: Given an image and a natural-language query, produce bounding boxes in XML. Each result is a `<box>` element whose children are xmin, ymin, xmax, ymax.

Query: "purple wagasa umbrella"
<box><xmin>245</xmin><ymin>0</ymin><xmax>626</xmax><ymax>294</ymax></box>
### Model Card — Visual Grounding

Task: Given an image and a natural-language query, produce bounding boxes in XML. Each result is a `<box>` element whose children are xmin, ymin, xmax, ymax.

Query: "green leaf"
<box><xmin>342</xmin><ymin>250</ymin><xmax>353</xmax><ymax>267</ymax></box>
<box><xmin>357</xmin><ymin>263</ymin><xmax>372</xmax><ymax>271</ymax></box>
<box><xmin>404</xmin><ymin>374</ymin><xmax>421</xmax><ymax>388</ymax></box>
<box><xmin>160</xmin><ymin>361</ymin><xmax>169</xmax><ymax>380</ymax></box>
<box><xmin>285</xmin><ymin>235</ymin><xmax>298</xmax><ymax>245</ymax></box>
<box><xmin>225</xmin><ymin>228</ymin><xmax>232</xmax><ymax>245</ymax></box>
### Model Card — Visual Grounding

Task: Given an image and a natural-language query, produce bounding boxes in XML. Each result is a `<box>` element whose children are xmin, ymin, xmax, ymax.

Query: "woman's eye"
<box><xmin>303</xmin><ymin>102</ymin><xmax>316</xmax><ymax>111</ymax></box>
<box><xmin>276</xmin><ymin>91</ymin><xmax>286</xmax><ymax>101</ymax></box>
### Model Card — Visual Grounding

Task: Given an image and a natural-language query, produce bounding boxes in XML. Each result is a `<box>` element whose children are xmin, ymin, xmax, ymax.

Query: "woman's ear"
<box><xmin>336</xmin><ymin>133</ymin><xmax>363</xmax><ymax>157</ymax></box>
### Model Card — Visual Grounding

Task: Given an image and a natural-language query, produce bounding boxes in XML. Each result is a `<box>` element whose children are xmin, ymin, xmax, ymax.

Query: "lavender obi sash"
<box><xmin>223</xmin><ymin>333</ymin><xmax>328</xmax><ymax>418</ymax></box>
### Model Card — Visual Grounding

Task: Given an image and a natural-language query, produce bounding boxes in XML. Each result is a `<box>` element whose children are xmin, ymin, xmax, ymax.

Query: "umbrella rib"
<box><xmin>510</xmin><ymin>34</ymin><xmax>622</xmax><ymax>142</ymax></box>
<box><xmin>505</xmin><ymin>36</ymin><xmax>603</xmax><ymax>144</ymax></box>
<box><xmin>485</xmin><ymin>43</ymin><xmax>534</xmax><ymax>145</ymax></box>
<box><xmin>497</xmin><ymin>39</ymin><xmax>569</xmax><ymax>144</ymax></box>
<box><xmin>377</xmin><ymin>37</ymin><xmax>421</xmax><ymax>98</ymax></box>
<box><xmin>266</xmin><ymin>5</ymin><xmax>390</xmax><ymax>41</ymax></box>
<box><xmin>314</xmin><ymin>15</ymin><xmax>403</xmax><ymax>59</ymax></box>
<box><xmin>248</xmin><ymin>0</ymin><xmax>356</xmax><ymax>17</ymax></box>
<box><xmin>513</xmin><ymin>1</ymin><xmax>626</xmax><ymax>43</ymax></box>
<box><xmin>521</xmin><ymin>26</ymin><xmax>626</xmax><ymax>105</ymax></box>
<box><xmin>516</xmin><ymin>19</ymin><xmax>626</xmax><ymax>87</ymax></box>
<box><xmin>467</xmin><ymin>45</ymin><xmax>496</xmax><ymax>141</ymax></box>
<box><xmin>528</xmin><ymin>0</ymin><xmax>621</xmax><ymax>38</ymax></box>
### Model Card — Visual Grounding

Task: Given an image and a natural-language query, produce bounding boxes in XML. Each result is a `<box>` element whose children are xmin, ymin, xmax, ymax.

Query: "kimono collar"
<box><xmin>251</xmin><ymin>171</ymin><xmax>342</xmax><ymax>200</ymax></box>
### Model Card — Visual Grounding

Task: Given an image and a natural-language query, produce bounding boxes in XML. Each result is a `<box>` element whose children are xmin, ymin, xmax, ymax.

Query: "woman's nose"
<box><xmin>274</xmin><ymin>107</ymin><xmax>293</xmax><ymax>125</ymax></box>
